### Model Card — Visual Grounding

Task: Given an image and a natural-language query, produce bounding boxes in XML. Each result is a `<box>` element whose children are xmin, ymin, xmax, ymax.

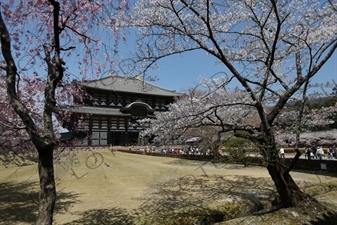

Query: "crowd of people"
<box><xmin>136</xmin><ymin>145</ymin><xmax>337</xmax><ymax>160</ymax></box>
<box><xmin>303</xmin><ymin>145</ymin><xmax>336</xmax><ymax>160</ymax></box>
<box><xmin>279</xmin><ymin>145</ymin><xmax>336</xmax><ymax>160</ymax></box>
<box><xmin>134</xmin><ymin>146</ymin><xmax>214</xmax><ymax>155</ymax></box>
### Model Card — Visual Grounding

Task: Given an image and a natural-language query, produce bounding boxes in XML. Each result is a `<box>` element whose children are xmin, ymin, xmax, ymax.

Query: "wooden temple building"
<box><xmin>58</xmin><ymin>75</ymin><xmax>183</xmax><ymax>146</ymax></box>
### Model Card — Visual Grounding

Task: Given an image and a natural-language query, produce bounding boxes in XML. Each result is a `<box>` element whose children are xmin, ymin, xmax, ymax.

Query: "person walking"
<box><xmin>307</xmin><ymin>148</ymin><xmax>312</xmax><ymax>160</ymax></box>
<box><xmin>311</xmin><ymin>145</ymin><xmax>317</xmax><ymax>159</ymax></box>
<box><xmin>328</xmin><ymin>146</ymin><xmax>334</xmax><ymax>159</ymax></box>
<box><xmin>304</xmin><ymin>146</ymin><xmax>309</xmax><ymax>159</ymax></box>
<box><xmin>279</xmin><ymin>146</ymin><xmax>285</xmax><ymax>158</ymax></box>
<box><xmin>317</xmin><ymin>146</ymin><xmax>324</xmax><ymax>160</ymax></box>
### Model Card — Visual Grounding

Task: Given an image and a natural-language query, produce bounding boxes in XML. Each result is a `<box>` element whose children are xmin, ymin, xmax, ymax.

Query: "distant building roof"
<box><xmin>185</xmin><ymin>137</ymin><xmax>202</xmax><ymax>143</ymax></box>
<box><xmin>79</xmin><ymin>75</ymin><xmax>184</xmax><ymax>97</ymax></box>
<box><xmin>60</xmin><ymin>131</ymin><xmax>73</xmax><ymax>140</ymax></box>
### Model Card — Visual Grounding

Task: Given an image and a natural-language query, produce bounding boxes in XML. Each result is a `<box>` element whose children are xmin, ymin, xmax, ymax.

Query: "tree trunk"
<box><xmin>36</xmin><ymin>147</ymin><xmax>56</xmax><ymax>225</ymax></box>
<box><xmin>267</xmin><ymin>158</ymin><xmax>315</xmax><ymax>207</ymax></box>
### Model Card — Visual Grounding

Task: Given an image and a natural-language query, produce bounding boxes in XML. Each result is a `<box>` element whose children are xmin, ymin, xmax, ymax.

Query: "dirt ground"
<box><xmin>0</xmin><ymin>149</ymin><xmax>336</xmax><ymax>224</ymax></box>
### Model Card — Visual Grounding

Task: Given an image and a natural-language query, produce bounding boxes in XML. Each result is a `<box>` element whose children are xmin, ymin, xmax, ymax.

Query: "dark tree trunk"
<box><xmin>267</xmin><ymin>157</ymin><xmax>316</xmax><ymax>207</ymax></box>
<box><xmin>36</xmin><ymin>147</ymin><xmax>56</xmax><ymax>225</ymax></box>
<box><xmin>212</xmin><ymin>148</ymin><xmax>221</xmax><ymax>162</ymax></box>
<box><xmin>257</xmin><ymin>130</ymin><xmax>317</xmax><ymax>208</ymax></box>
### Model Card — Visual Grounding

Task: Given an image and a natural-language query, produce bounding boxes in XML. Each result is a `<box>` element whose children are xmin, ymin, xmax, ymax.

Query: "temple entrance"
<box><xmin>109</xmin><ymin>131</ymin><xmax>139</xmax><ymax>146</ymax></box>
<box><xmin>109</xmin><ymin>131</ymin><xmax>125</xmax><ymax>146</ymax></box>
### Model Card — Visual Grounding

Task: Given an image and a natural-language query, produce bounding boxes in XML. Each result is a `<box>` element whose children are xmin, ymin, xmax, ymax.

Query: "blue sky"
<box><xmin>2</xmin><ymin>0</ymin><xmax>335</xmax><ymax>96</ymax></box>
<box><xmin>116</xmin><ymin>48</ymin><xmax>231</xmax><ymax>92</ymax></box>
<box><xmin>107</xmin><ymin>2</ymin><xmax>337</xmax><ymax>96</ymax></box>
<box><xmin>115</xmin><ymin>41</ymin><xmax>337</xmax><ymax>95</ymax></box>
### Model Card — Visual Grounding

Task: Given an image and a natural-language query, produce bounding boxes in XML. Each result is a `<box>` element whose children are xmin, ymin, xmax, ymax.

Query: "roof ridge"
<box><xmin>79</xmin><ymin>75</ymin><xmax>184</xmax><ymax>96</ymax></box>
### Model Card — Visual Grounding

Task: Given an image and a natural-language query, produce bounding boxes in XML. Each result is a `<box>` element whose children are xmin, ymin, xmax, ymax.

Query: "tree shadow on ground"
<box><xmin>133</xmin><ymin>174</ymin><xmax>278</xmax><ymax>224</ymax></box>
<box><xmin>0</xmin><ymin>181</ymin><xmax>80</xmax><ymax>225</ymax></box>
<box><xmin>309</xmin><ymin>211</ymin><xmax>337</xmax><ymax>225</ymax></box>
<box><xmin>164</xmin><ymin>158</ymin><xmax>255</xmax><ymax>170</ymax></box>
<box><xmin>133</xmin><ymin>170</ymin><xmax>337</xmax><ymax>225</ymax></box>
<box><xmin>291</xmin><ymin>168</ymin><xmax>337</xmax><ymax>180</ymax></box>
<box><xmin>64</xmin><ymin>207</ymin><xmax>136</xmax><ymax>225</ymax></box>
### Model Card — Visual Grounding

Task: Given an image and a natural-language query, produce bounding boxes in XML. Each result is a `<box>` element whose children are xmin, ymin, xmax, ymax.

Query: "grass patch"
<box><xmin>1</xmin><ymin>149</ymin><xmax>336</xmax><ymax>224</ymax></box>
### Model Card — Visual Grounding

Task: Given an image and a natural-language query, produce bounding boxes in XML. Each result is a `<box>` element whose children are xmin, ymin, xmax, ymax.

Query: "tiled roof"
<box><xmin>79</xmin><ymin>75</ymin><xmax>183</xmax><ymax>97</ymax></box>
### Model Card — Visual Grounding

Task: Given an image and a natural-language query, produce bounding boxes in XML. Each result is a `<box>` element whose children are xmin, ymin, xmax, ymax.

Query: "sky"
<box><xmin>105</xmin><ymin>1</ymin><xmax>337</xmax><ymax>96</ymax></box>
<box><xmin>114</xmin><ymin>40</ymin><xmax>337</xmax><ymax>95</ymax></box>
<box><xmin>4</xmin><ymin>0</ymin><xmax>336</xmax><ymax>97</ymax></box>
<box><xmin>115</xmin><ymin>47</ymin><xmax>230</xmax><ymax>92</ymax></box>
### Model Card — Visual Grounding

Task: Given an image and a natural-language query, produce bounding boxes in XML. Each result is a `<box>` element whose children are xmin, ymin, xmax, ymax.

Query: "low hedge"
<box><xmin>281</xmin><ymin>158</ymin><xmax>337</xmax><ymax>173</ymax></box>
<box><xmin>221</xmin><ymin>147</ymin><xmax>334</xmax><ymax>154</ymax></box>
<box><xmin>117</xmin><ymin>149</ymin><xmax>337</xmax><ymax>173</ymax></box>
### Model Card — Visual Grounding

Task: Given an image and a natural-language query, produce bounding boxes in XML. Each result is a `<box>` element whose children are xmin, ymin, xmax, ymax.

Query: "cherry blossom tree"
<box><xmin>123</xmin><ymin>0</ymin><xmax>337</xmax><ymax>208</ymax></box>
<box><xmin>140</xmin><ymin>76</ymin><xmax>337</xmax><ymax>205</ymax></box>
<box><xmin>0</xmin><ymin>79</ymin><xmax>36</xmax><ymax>165</ymax></box>
<box><xmin>0</xmin><ymin>0</ymin><xmax>126</xmax><ymax>224</ymax></box>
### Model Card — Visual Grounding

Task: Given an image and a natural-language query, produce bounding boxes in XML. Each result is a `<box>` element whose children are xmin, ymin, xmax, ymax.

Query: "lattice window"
<box><xmin>100</xmin><ymin>97</ymin><xmax>107</xmax><ymax>106</ymax></box>
<box><xmin>110</xmin><ymin>118</ymin><xmax>118</xmax><ymax>129</ymax></box>
<box><xmin>101</xmin><ymin>118</ymin><xmax>108</xmax><ymax>129</ymax></box>
<box><xmin>92</xmin><ymin>120</ymin><xmax>100</xmax><ymax>129</ymax></box>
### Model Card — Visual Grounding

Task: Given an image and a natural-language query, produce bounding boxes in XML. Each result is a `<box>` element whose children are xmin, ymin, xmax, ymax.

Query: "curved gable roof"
<box><xmin>80</xmin><ymin>75</ymin><xmax>184</xmax><ymax>97</ymax></box>
<box><xmin>121</xmin><ymin>101</ymin><xmax>155</xmax><ymax>113</ymax></box>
